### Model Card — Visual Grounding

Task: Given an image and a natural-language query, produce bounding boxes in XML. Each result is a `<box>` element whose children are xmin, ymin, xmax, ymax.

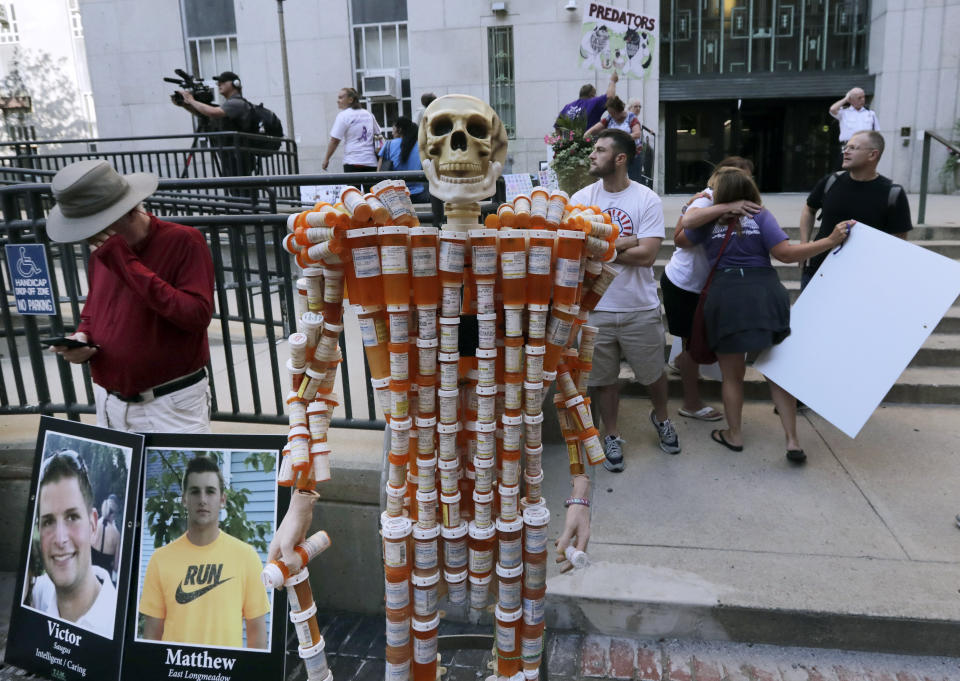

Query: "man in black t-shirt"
<box><xmin>799</xmin><ymin>130</ymin><xmax>912</xmax><ymax>288</ymax></box>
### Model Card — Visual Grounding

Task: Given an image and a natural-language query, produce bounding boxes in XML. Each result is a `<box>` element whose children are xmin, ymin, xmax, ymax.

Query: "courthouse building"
<box><xmin>74</xmin><ymin>0</ymin><xmax>959</xmax><ymax>193</ymax></box>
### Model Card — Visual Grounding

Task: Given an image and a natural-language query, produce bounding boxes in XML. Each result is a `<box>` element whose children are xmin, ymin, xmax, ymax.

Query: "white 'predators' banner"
<box><xmin>579</xmin><ymin>1</ymin><xmax>657</xmax><ymax>78</ymax></box>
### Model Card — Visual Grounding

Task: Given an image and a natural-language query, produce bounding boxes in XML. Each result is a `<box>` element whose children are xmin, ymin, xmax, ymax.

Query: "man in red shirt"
<box><xmin>46</xmin><ymin>160</ymin><xmax>214</xmax><ymax>433</ymax></box>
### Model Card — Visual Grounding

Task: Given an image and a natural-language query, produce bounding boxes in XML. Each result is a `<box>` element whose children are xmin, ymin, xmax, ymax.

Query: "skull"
<box><xmin>419</xmin><ymin>94</ymin><xmax>508</xmax><ymax>203</ymax></box>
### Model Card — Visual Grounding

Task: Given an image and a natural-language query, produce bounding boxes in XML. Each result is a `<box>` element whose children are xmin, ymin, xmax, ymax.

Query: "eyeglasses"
<box><xmin>842</xmin><ymin>144</ymin><xmax>876</xmax><ymax>153</ymax></box>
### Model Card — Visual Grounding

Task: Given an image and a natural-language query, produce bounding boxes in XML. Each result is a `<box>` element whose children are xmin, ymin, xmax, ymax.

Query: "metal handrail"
<box><xmin>918</xmin><ymin>130</ymin><xmax>960</xmax><ymax>224</ymax></box>
<box><xmin>0</xmin><ymin>130</ymin><xmax>295</xmax><ymax>148</ymax></box>
<box><xmin>0</xmin><ymin>172</ymin><xmax>445</xmax><ymax>428</ymax></box>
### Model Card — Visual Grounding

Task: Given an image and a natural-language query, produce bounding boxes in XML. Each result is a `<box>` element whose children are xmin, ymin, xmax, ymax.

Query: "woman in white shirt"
<box><xmin>662</xmin><ymin>157</ymin><xmax>758</xmax><ymax>422</ymax></box>
<box><xmin>322</xmin><ymin>87</ymin><xmax>381</xmax><ymax>174</ymax></box>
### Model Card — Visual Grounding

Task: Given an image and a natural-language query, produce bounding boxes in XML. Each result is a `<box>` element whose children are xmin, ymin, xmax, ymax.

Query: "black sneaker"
<box><xmin>602</xmin><ymin>434</ymin><xmax>625</xmax><ymax>472</ymax></box>
<box><xmin>650</xmin><ymin>410</ymin><xmax>681</xmax><ymax>454</ymax></box>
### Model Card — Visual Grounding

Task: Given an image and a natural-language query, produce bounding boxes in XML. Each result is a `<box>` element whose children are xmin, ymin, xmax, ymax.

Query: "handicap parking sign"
<box><xmin>4</xmin><ymin>244</ymin><xmax>56</xmax><ymax>315</ymax></box>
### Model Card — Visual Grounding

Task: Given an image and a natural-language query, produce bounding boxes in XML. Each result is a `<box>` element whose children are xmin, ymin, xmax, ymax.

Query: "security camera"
<box><xmin>565</xmin><ymin>0</ymin><xmax>577</xmax><ymax>10</ymax></box>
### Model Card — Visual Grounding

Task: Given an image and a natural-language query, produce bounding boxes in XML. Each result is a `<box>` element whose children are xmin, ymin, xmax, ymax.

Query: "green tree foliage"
<box><xmin>0</xmin><ymin>46</ymin><xmax>90</xmax><ymax>141</ymax></box>
<box><xmin>144</xmin><ymin>450</ymin><xmax>275</xmax><ymax>553</ymax></box>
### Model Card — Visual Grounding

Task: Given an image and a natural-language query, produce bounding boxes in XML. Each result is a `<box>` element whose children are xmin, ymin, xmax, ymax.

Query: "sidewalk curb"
<box><xmin>545</xmin><ymin>594</ymin><xmax>960</xmax><ymax>658</ymax></box>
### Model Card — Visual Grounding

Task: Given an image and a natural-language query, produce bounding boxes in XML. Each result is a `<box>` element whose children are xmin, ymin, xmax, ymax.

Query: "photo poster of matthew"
<box><xmin>122</xmin><ymin>433</ymin><xmax>289</xmax><ymax>681</ymax></box>
<box><xmin>5</xmin><ymin>416</ymin><xmax>143</xmax><ymax>681</ymax></box>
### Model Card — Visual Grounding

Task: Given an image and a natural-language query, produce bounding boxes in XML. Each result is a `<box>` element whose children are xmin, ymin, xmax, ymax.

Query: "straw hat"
<box><xmin>46</xmin><ymin>160</ymin><xmax>158</xmax><ymax>243</ymax></box>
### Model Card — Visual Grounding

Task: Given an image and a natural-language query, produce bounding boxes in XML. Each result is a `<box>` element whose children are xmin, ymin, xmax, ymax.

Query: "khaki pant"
<box><xmin>587</xmin><ymin>308</ymin><xmax>666</xmax><ymax>387</ymax></box>
<box><xmin>94</xmin><ymin>379</ymin><xmax>211</xmax><ymax>433</ymax></box>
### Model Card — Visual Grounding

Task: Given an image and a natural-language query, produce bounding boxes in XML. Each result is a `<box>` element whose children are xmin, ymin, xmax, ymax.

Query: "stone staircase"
<box><xmin>627</xmin><ymin>223</ymin><xmax>960</xmax><ymax>405</ymax></box>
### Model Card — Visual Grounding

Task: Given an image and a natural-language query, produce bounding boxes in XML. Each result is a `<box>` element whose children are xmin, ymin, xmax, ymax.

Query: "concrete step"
<box><xmin>633</xmin><ymin>363</ymin><xmax>960</xmax><ymax>405</ymax></box>
<box><xmin>668</xmin><ymin>224</ymin><xmax>960</xmax><ymax>240</ymax></box>
<box><xmin>656</xmin><ymin>331</ymin><xmax>960</xmax><ymax>368</ymax></box>
<box><xmin>660</xmin><ymin>238</ymin><xmax>960</xmax><ymax>260</ymax></box>
<box><xmin>652</xmin><ymin>266</ymin><xmax>960</xmax><ymax>314</ymax></box>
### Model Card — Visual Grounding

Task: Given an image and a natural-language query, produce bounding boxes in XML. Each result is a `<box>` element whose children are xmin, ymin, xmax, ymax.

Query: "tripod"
<box><xmin>180</xmin><ymin>115</ymin><xmax>223</xmax><ymax>179</ymax></box>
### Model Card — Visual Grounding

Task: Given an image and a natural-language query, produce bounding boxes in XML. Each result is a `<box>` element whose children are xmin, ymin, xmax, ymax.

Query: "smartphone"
<box><xmin>39</xmin><ymin>337</ymin><xmax>95</xmax><ymax>349</ymax></box>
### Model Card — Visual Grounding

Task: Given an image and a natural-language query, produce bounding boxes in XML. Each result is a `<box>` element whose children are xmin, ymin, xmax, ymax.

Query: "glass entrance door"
<box><xmin>664</xmin><ymin>97</ymin><xmax>835</xmax><ymax>193</ymax></box>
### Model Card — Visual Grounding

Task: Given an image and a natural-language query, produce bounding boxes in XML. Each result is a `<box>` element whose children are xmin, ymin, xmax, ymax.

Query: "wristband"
<box><xmin>564</xmin><ymin>497</ymin><xmax>591</xmax><ymax>508</ymax></box>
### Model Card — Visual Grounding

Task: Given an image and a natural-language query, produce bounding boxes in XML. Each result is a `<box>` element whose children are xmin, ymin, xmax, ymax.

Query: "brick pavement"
<box><xmin>4</xmin><ymin>610</ymin><xmax>959</xmax><ymax>680</ymax></box>
<box><xmin>286</xmin><ymin>611</ymin><xmax>960</xmax><ymax>681</ymax></box>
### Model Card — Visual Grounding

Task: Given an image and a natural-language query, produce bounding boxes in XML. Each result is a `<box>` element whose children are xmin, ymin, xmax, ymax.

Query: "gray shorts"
<box><xmin>587</xmin><ymin>308</ymin><xmax>666</xmax><ymax>387</ymax></box>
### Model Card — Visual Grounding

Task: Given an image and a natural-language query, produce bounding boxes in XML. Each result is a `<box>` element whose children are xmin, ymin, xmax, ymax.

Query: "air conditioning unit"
<box><xmin>361</xmin><ymin>71</ymin><xmax>401</xmax><ymax>100</ymax></box>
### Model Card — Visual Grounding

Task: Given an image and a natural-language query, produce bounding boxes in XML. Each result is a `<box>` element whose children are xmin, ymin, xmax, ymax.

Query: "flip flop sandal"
<box><xmin>786</xmin><ymin>449</ymin><xmax>807</xmax><ymax>464</ymax></box>
<box><xmin>711</xmin><ymin>429</ymin><xmax>743</xmax><ymax>452</ymax></box>
<box><xmin>679</xmin><ymin>406</ymin><xmax>724</xmax><ymax>421</ymax></box>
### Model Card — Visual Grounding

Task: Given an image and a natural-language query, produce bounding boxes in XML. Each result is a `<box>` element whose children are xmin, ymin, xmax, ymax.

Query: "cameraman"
<box><xmin>177</xmin><ymin>71</ymin><xmax>255</xmax><ymax>183</ymax></box>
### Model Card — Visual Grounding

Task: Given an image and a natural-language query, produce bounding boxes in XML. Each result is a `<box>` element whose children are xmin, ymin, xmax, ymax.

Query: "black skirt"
<box><xmin>660</xmin><ymin>271</ymin><xmax>700</xmax><ymax>339</ymax></box>
<box><xmin>704</xmin><ymin>267</ymin><xmax>791</xmax><ymax>353</ymax></box>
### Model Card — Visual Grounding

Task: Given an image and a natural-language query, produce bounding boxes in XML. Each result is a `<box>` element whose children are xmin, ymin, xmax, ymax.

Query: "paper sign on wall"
<box><xmin>754</xmin><ymin>224</ymin><xmax>960</xmax><ymax>438</ymax></box>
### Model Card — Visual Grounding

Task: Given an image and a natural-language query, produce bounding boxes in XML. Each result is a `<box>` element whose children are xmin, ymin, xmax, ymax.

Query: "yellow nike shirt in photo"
<box><xmin>139</xmin><ymin>531</ymin><xmax>271</xmax><ymax>647</ymax></box>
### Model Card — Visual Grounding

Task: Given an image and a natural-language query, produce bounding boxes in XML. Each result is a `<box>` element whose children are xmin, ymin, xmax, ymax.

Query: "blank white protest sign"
<box><xmin>753</xmin><ymin>223</ymin><xmax>960</xmax><ymax>438</ymax></box>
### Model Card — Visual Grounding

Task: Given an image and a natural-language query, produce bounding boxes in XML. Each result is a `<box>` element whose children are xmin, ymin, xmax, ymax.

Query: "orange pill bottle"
<box><xmin>499</xmin><ymin>228</ymin><xmax>527</xmax><ymax>305</ymax></box>
<box><xmin>553</xmin><ymin>228</ymin><xmax>585</xmax><ymax>306</ymax></box>
<box><xmin>379</xmin><ymin>226</ymin><xmax>411</xmax><ymax>306</ymax></box>
<box><xmin>529</xmin><ymin>187</ymin><xmax>549</xmax><ymax>228</ymax></box>
<box><xmin>438</xmin><ymin>230</ymin><xmax>467</xmax><ymax>286</ymax></box>
<box><xmin>411</xmin><ymin>613</ymin><xmax>439</xmax><ymax>681</ymax></box>
<box><xmin>409</xmin><ymin>227</ymin><xmax>440</xmax><ymax>305</ymax></box>
<box><xmin>495</xmin><ymin>605</ymin><xmax>523</xmax><ymax>677</ymax></box>
<box><xmin>346</xmin><ymin>227</ymin><xmax>383</xmax><ymax>307</ymax></box>
<box><xmin>526</xmin><ymin>230</ymin><xmax>555</xmax><ymax>306</ymax></box>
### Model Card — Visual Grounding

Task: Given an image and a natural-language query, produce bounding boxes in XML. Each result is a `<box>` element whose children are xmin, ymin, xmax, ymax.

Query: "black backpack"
<box><xmin>241</xmin><ymin>99</ymin><xmax>284</xmax><ymax>152</ymax></box>
<box><xmin>817</xmin><ymin>170</ymin><xmax>903</xmax><ymax>225</ymax></box>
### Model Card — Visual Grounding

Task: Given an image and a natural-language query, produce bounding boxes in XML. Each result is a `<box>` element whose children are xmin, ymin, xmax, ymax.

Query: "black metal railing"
<box><xmin>0</xmin><ymin>131</ymin><xmax>302</xmax><ymax>202</ymax></box>
<box><xmin>0</xmin><ymin>171</ymin><xmax>436</xmax><ymax>429</ymax></box>
<box><xmin>918</xmin><ymin>130</ymin><xmax>960</xmax><ymax>224</ymax></box>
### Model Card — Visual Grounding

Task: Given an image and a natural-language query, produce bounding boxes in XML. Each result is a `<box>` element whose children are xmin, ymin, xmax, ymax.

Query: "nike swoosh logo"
<box><xmin>175</xmin><ymin>577</ymin><xmax>233</xmax><ymax>604</ymax></box>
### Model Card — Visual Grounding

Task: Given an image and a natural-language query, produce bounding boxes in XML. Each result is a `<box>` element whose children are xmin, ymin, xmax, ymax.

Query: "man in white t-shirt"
<box><xmin>572</xmin><ymin>129</ymin><xmax>680</xmax><ymax>472</ymax></box>
<box><xmin>829</xmin><ymin>87</ymin><xmax>878</xmax><ymax>166</ymax></box>
<box><xmin>29</xmin><ymin>450</ymin><xmax>117</xmax><ymax>638</ymax></box>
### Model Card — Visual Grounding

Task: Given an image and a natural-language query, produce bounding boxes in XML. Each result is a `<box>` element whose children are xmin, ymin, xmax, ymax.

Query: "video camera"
<box><xmin>164</xmin><ymin>69</ymin><xmax>215</xmax><ymax>107</ymax></box>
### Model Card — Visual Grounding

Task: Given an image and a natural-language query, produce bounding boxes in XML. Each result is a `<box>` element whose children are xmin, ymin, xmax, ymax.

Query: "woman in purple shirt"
<box><xmin>682</xmin><ymin>168</ymin><xmax>847</xmax><ymax>463</ymax></box>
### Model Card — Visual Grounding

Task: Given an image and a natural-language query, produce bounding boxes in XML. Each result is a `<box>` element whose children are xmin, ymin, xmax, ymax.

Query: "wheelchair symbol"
<box><xmin>15</xmin><ymin>246</ymin><xmax>42</xmax><ymax>278</ymax></box>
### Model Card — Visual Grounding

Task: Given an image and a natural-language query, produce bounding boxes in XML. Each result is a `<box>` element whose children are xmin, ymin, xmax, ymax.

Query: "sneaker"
<box><xmin>650</xmin><ymin>410</ymin><xmax>681</xmax><ymax>454</ymax></box>
<box><xmin>602</xmin><ymin>434</ymin><xmax>625</xmax><ymax>472</ymax></box>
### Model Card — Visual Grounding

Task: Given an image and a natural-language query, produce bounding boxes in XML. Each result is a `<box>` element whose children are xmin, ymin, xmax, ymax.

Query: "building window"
<box><xmin>181</xmin><ymin>0</ymin><xmax>239</xmax><ymax>80</ymax></box>
<box><xmin>67</xmin><ymin>0</ymin><xmax>83</xmax><ymax>37</ymax></box>
<box><xmin>188</xmin><ymin>36</ymin><xmax>239</xmax><ymax>81</ymax></box>
<box><xmin>487</xmin><ymin>26</ymin><xmax>516</xmax><ymax>139</ymax></box>
<box><xmin>661</xmin><ymin>0</ymin><xmax>870</xmax><ymax>76</ymax></box>
<box><xmin>0</xmin><ymin>3</ymin><xmax>19</xmax><ymax>44</ymax></box>
<box><xmin>351</xmin><ymin>0</ymin><xmax>411</xmax><ymax>129</ymax></box>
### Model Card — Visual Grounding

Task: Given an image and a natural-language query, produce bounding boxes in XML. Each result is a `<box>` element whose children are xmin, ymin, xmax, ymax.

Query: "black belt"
<box><xmin>108</xmin><ymin>368</ymin><xmax>206</xmax><ymax>403</ymax></box>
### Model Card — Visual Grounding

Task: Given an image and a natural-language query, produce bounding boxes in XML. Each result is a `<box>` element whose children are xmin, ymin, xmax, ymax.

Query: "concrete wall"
<box><xmin>408</xmin><ymin>0</ymin><xmax>659</xmax><ymax>178</ymax></box>
<box><xmin>72</xmin><ymin>0</ymin><xmax>957</xmax><ymax>191</ymax></box>
<box><xmin>81</xmin><ymin>0</ymin><xmax>186</xmax><ymax>145</ymax></box>
<box><xmin>76</xmin><ymin>0</ymin><xmax>659</xmax><ymax>176</ymax></box>
<box><xmin>871</xmin><ymin>0</ymin><xmax>960</xmax><ymax>191</ymax></box>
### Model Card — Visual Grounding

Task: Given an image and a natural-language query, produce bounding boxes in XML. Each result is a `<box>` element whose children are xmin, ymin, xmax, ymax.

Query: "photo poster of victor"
<box><xmin>121</xmin><ymin>433</ymin><xmax>289</xmax><ymax>681</ymax></box>
<box><xmin>5</xmin><ymin>416</ymin><xmax>144</xmax><ymax>681</ymax></box>
<box><xmin>579</xmin><ymin>1</ymin><xmax>657</xmax><ymax>78</ymax></box>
